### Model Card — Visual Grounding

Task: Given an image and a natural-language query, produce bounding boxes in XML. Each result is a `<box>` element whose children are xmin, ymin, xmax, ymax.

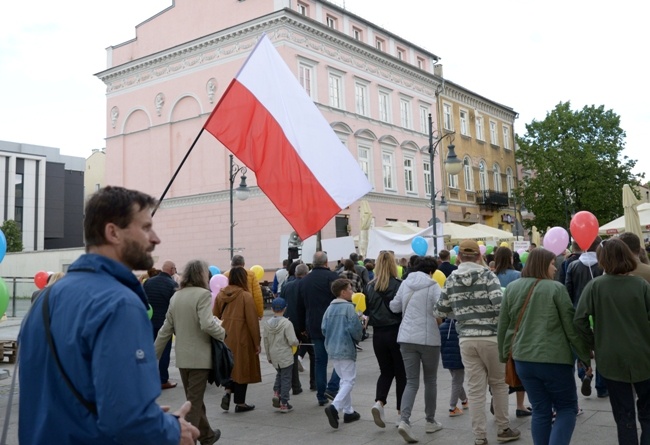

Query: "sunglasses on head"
<box><xmin>380</xmin><ymin>250</ymin><xmax>395</xmax><ymax>255</ymax></box>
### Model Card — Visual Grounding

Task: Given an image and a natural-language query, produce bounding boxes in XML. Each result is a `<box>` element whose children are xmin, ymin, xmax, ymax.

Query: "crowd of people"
<box><xmin>16</xmin><ymin>185</ymin><xmax>650</xmax><ymax>445</ymax></box>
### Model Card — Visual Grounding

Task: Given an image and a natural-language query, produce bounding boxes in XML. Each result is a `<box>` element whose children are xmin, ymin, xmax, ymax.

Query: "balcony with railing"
<box><xmin>476</xmin><ymin>189</ymin><xmax>510</xmax><ymax>211</ymax></box>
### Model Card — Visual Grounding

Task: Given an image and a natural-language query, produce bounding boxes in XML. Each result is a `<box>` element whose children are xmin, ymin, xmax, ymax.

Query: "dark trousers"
<box><xmin>372</xmin><ymin>326</ymin><xmax>406</xmax><ymax>410</ymax></box>
<box><xmin>179</xmin><ymin>368</ymin><xmax>217</xmax><ymax>445</ymax></box>
<box><xmin>291</xmin><ymin>353</ymin><xmax>302</xmax><ymax>392</ymax></box>
<box><xmin>604</xmin><ymin>377</ymin><xmax>650</xmax><ymax>445</ymax></box>
<box><xmin>274</xmin><ymin>364</ymin><xmax>293</xmax><ymax>404</ymax></box>
<box><xmin>297</xmin><ymin>340</ymin><xmax>316</xmax><ymax>390</ymax></box>
<box><xmin>229</xmin><ymin>381</ymin><xmax>249</xmax><ymax>405</ymax></box>
<box><xmin>313</xmin><ymin>337</ymin><xmax>340</xmax><ymax>403</ymax></box>
<box><xmin>153</xmin><ymin>326</ymin><xmax>171</xmax><ymax>384</ymax></box>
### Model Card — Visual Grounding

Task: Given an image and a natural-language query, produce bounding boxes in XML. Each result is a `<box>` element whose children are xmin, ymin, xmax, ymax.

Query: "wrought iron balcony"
<box><xmin>476</xmin><ymin>189</ymin><xmax>510</xmax><ymax>210</ymax></box>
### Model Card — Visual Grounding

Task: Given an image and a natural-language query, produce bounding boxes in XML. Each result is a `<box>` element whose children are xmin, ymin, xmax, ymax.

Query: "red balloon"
<box><xmin>34</xmin><ymin>270</ymin><xmax>49</xmax><ymax>290</ymax></box>
<box><xmin>570</xmin><ymin>211</ymin><xmax>600</xmax><ymax>251</ymax></box>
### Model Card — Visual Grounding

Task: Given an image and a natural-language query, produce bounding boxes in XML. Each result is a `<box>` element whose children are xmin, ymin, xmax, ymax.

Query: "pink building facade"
<box><xmin>96</xmin><ymin>0</ymin><xmax>465</xmax><ymax>271</ymax></box>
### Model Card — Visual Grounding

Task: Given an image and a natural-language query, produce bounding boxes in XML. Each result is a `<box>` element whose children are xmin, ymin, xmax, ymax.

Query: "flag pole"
<box><xmin>152</xmin><ymin>128</ymin><xmax>205</xmax><ymax>216</ymax></box>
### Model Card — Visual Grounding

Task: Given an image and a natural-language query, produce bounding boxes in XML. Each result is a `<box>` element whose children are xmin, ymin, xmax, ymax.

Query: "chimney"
<box><xmin>434</xmin><ymin>64</ymin><xmax>443</xmax><ymax>77</ymax></box>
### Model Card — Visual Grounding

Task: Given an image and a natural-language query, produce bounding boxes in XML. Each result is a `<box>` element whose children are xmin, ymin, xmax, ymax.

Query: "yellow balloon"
<box><xmin>477</xmin><ymin>241</ymin><xmax>485</xmax><ymax>246</ymax></box>
<box><xmin>250</xmin><ymin>265</ymin><xmax>264</xmax><ymax>281</ymax></box>
<box><xmin>351</xmin><ymin>292</ymin><xmax>366</xmax><ymax>313</ymax></box>
<box><xmin>432</xmin><ymin>269</ymin><xmax>446</xmax><ymax>288</ymax></box>
<box><xmin>500</xmin><ymin>241</ymin><xmax>510</xmax><ymax>248</ymax></box>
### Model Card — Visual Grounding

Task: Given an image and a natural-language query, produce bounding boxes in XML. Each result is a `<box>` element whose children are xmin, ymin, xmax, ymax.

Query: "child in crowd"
<box><xmin>322</xmin><ymin>279</ymin><xmax>364</xmax><ymax>428</ymax></box>
<box><xmin>263</xmin><ymin>297</ymin><xmax>299</xmax><ymax>413</ymax></box>
<box><xmin>439</xmin><ymin>318</ymin><xmax>468</xmax><ymax>417</ymax></box>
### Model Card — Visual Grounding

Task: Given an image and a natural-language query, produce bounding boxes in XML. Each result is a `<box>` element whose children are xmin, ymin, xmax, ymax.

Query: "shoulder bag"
<box><xmin>505</xmin><ymin>279</ymin><xmax>540</xmax><ymax>388</ymax></box>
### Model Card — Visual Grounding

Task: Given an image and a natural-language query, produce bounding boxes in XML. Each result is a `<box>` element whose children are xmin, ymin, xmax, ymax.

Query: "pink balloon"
<box><xmin>479</xmin><ymin>245</ymin><xmax>487</xmax><ymax>255</ymax></box>
<box><xmin>517</xmin><ymin>248</ymin><xmax>526</xmax><ymax>254</ymax></box>
<box><xmin>210</xmin><ymin>274</ymin><xmax>228</xmax><ymax>295</ymax></box>
<box><xmin>543</xmin><ymin>226</ymin><xmax>570</xmax><ymax>256</ymax></box>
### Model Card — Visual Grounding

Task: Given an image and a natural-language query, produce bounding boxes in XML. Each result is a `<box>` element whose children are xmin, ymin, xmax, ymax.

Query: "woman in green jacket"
<box><xmin>497</xmin><ymin>248</ymin><xmax>591</xmax><ymax>445</ymax></box>
<box><xmin>575</xmin><ymin>238</ymin><xmax>650</xmax><ymax>445</ymax></box>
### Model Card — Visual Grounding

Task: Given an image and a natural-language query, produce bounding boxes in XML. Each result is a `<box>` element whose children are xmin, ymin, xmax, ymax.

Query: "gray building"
<box><xmin>0</xmin><ymin>140</ymin><xmax>85</xmax><ymax>250</ymax></box>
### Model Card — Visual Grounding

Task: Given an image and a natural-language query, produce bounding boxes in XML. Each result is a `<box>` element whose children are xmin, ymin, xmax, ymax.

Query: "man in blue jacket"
<box><xmin>18</xmin><ymin>186</ymin><xmax>199</xmax><ymax>445</ymax></box>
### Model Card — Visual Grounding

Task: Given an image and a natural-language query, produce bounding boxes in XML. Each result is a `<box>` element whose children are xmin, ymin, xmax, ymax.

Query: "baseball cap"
<box><xmin>271</xmin><ymin>297</ymin><xmax>287</xmax><ymax>311</ymax></box>
<box><xmin>459</xmin><ymin>239</ymin><xmax>480</xmax><ymax>255</ymax></box>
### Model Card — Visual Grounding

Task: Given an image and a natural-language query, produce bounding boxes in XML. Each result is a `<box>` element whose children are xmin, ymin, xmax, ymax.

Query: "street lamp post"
<box><xmin>229</xmin><ymin>154</ymin><xmax>250</xmax><ymax>259</ymax></box>
<box><xmin>428</xmin><ymin>113</ymin><xmax>462</xmax><ymax>254</ymax></box>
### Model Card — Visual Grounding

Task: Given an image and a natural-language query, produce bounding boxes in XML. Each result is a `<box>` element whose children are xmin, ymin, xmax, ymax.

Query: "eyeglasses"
<box><xmin>380</xmin><ymin>250</ymin><xmax>395</xmax><ymax>255</ymax></box>
<box><xmin>600</xmin><ymin>240</ymin><xmax>608</xmax><ymax>248</ymax></box>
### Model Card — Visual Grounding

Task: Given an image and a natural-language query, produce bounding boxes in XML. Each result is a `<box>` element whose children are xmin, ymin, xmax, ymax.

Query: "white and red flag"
<box><xmin>203</xmin><ymin>34</ymin><xmax>372</xmax><ymax>240</ymax></box>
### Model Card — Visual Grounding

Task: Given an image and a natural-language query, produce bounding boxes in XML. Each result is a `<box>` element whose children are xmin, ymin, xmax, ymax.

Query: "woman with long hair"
<box><xmin>213</xmin><ymin>266</ymin><xmax>261</xmax><ymax>413</ymax></box>
<box><xmin>575</xmin><ymin>238</ymin><xmax>650</xmax><ymax>445</ymax></box>
<box><xmin>494</xmin><ymin>247</ymin><xmax>521</xmax><ymax>288</ymax></box>
<box><xmin>364</xmin><ymin>251</ymin><xmax>405</xmax><ymax>428</ymax></box>
<box><xmin>390</xmin><ymin>256</ymin><xmax>444</xmax><ymax>443</ymax></box>
<box><xmin>339</xmin><ymin>259</ymin><xmax>363</xmax><ymax>292</ymax></box>
<box><xmin>154</xmin><ymin>260</ymin><xmax>226</xmax><ymax>444</ymax></box>
<box><xmin>497</xmin><ymin>248</ymin><xmax>591</xmax><ymax>445</ymax></box>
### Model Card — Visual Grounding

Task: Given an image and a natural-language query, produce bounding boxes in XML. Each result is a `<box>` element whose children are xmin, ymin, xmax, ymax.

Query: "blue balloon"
<box><xmin>208</xmin><ymin>265</ymin><xmax>220</xmax><ymax>276</ymax></box>
<box><xmin>0</xmin><ymin>229</ymin><xmax>6</xmax><ymax>264</ymax></box>
<box><xmin>411</xmin><ymin>236</ymin><xmax>428</xmax><ymax>256</ymax></box>
<box><xmin>453</xmin><ymin>245</ymin><xmax>460</xmax><ymax>254</ymax></box>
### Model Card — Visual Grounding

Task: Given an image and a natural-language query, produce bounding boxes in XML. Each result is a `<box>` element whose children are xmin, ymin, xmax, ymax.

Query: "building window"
<box><xmin>328</xmin><ymin>72</ymin><xmax>343</xmax><ymax>109</ymax></box>
<box><xmin>476</xmin><ymin>115</ymin><xmax>484</xmax><ymax>141</ymax></box>
<box><xmin>460</xmin><ymin>109</ymin><xmax>469</xmax><ymax>136</ymax></box>
<box><xmin>448</xmin><ymin>171</ymin><xmax>459</xmax><ymax>189</ymax></box>
<box><xmin>379</xmin><ymin>90</ymin><xmax>391</xmax><ymax>123</ymax></box>
<box><xmin>417</xmin><ymin>57</ymin><xmax>425</xmax><ymax>69</ymax></box>
<box><xmin>353</xmin><ymin>27</ymin><xmax>362</xmax><ymax>41</ymax></box>
<box><xmin>299</xmin><ymin>62</ymin><xmax>314</xmax><ymax>99</ymax></box>
<box><xmin>397</xmin><ymin>48</ymin><xmax>405</xmax><ymax>60</ymax></box>
<box><xmin>297</xmin><ymin>2</ymin><xmax>308</xmax><ymax>15</ymax></box>
<box><xmin>490</xmin><ymin>121</ymin><xmax>498</xmax><ymax>146</ymax></box>
<box><xmin>503</xmin><ymin>125</ymin><xmax>511</xmax><ymax>150</ymax></box>
<box><xmin>443</xmin><ymin>103</ymin><xmax>453</xmax><ymax>130</ymax></box>
<box><xmin>355</xmin><ymin>82</ymin><xmax>369</xmax><ymax>116</ymax></box>
<box><xmin>479</xmin><ymin>161</ymin><xmax>488</xmax><ymax>190</ymax></box>
<box><xmin>382</xmin><ymin>152</ymin><xmax>395</xmax><ymax>191</ymax></box>
<box><xmin>404</xmin><ymin>157</ymin><xmax>415</xmax><ymax>193</ymax></box>
<box><xmin>506</xmin><ymin>167</ymin><xmax>514</xmax><ymax>197</ymax></box>
<box><xmin>423</xmin><ymin>161</ymin><xmax>431</xmax><ymax>196</ymax></box>
<box><xmin>407</xmin><ymin>220</ymin><xmax>419</xmax><ymax>227</ymax></box>
<box><xmin>463</xmin><ymin>157</ymin><xmax>474</xmax><ymax>191</ymax></box>
<box><xmin>493</xmin><ymin>163</ymin><xmax>501</xmax><ymax>192</ymax></box>
<box><xmin>399</xmin><ymin>98</ymin><xmax>411</xmax><ymax>129</ymax></box>
<box><xmin>326</xmin><ymin>15</ymin><xmax>337</xmax><ymax>29</ymax></box>
<box><xmin>376</xmin><ymin>38</ymin><xmax>384</xmax><ymax>51</ymax></box>
<box><xmin>420</xmin><ymin>106</ymin><xmax>429</xmax><ymax>134</ymax></box>
<box><xmin>358</xmin><ymin>145</ymin><xmax>372</xmax><ymax>185</ymax></box>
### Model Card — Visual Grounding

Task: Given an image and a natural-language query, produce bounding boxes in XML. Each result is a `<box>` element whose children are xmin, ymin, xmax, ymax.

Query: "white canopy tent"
<box><xmin>469</xmin><ymin>223</ymin><xmax>515</xmax><ymax>240</ymax></box>
<box><xmin>599</xmin><ymin>202</ymin><xmax>650</xmax><ymax>235</ymax></box>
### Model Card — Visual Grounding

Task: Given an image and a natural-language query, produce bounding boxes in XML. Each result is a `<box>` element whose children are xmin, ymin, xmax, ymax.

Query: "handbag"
<box><xmin>505</xmin><ymin>279</ymin><xmax>540</xmax><ymax>388</ymax></box>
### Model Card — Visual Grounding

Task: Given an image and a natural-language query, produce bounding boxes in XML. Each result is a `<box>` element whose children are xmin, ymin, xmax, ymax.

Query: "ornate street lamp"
<box><xmin>428</xmin><ymin>113</ymin><xmax>461</xmax><ymax>253</ymax></box>
<box><xmin>229</xmin><ymin>154</ymin><xmax>250</xmax><ymax>259</ymax></box>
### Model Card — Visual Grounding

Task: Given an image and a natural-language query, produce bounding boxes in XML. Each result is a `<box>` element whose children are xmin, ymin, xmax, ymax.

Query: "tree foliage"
<box><xmin>1</xmin><ymin>220</ymin><xmax>23</xmax><ymax>252</ymax></box>
<box><xmin>516</xmin><ymin>102</ymin><xmax>642</xmax><ymax>233</ymax></box>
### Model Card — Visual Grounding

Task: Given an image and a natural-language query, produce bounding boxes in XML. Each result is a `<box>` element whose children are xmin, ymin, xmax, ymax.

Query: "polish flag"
<box><xmin>203</xmin><ymin>34</ymin><xmax>372</xmax><ymax>240</ymax></box>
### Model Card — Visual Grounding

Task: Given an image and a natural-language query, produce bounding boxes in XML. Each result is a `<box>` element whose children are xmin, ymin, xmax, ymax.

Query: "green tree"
<box><xmin>516</xmin><ymin>102</ymin><xmax>642</xmax><ymax>233</ymax></box>
<box><xmin>1</xmin><ymin>220</ymin><xmax>23</xmax><ymax>252</ymax></box>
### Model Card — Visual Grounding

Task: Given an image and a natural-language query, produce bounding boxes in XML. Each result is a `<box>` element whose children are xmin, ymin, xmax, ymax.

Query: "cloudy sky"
<box><xmin>1</xmin><ymin>0</ymin><xmax>647</xmax><ymax>179</ymax></box>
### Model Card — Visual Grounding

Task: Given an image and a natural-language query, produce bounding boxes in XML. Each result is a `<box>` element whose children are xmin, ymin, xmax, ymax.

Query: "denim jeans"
<box><xmin>603</xmin><ymin>377</ymin><xmax>650</xmax><ymax>445</ymax></box>
<box><xmin>516</xmin><ymin>360</ymin><xmax>578</xmax><ymax>445</ymax></box>
<box><xmin>399</xmin><ymin>343</ymin><xmax>440</xmax><ymax>424</ymax></box>
<box><xmin>312</xmin><ymin>338</ymin><xmax>340</xmax><ymax>403</ymax></box>
<box><xmin>154</xmin><ymin>326</ymin><xmax>172</xmax><ymax>384</ymax></box>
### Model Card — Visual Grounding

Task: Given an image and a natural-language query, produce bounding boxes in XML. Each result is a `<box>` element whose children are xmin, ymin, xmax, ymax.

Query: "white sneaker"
<box><xmin>397</xmin><ymin>421</ymin><xmax>419</xmax><ymax>443</ymax></box>
<box><xmin>425</xmin><ymin>420</ymin><xmax>443</xmax><ymax>434</ymax></box>
<box><xmin>371</xmin><ymin>401</ymin><xmax>386</xmax><ymax>428</ymax></box>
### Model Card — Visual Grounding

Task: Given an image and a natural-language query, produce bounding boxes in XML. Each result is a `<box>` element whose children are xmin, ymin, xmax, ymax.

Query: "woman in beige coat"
<box><xmin>213</xmin><ymin>266</ymin><xmax>261</xmax><ymax>413</ymax></box>
<box><xmin>155</xmin><ymin>260</ymin><xmax>226</xmax><ymax>445</ymax></box>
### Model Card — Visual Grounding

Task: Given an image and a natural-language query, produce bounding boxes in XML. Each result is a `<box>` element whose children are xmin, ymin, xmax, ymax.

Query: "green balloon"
<box><xmin>147</xmin><ymin>304</ymin><xmax>153</xmax><ymax>320</ymax></box>
<box><xmin>0</xmin><ymin>277</ymin><xmax>8</xmax><ymax>317</ymax></box>
<box><xmin>520</xmin><ymin>252</ymin><xmax>529</xmax><ymax>264</ymax></box>
<box><xmin>486</xmin><ymin>245</ymin><xmax>494</xmax><ymax>255</ymax></box>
